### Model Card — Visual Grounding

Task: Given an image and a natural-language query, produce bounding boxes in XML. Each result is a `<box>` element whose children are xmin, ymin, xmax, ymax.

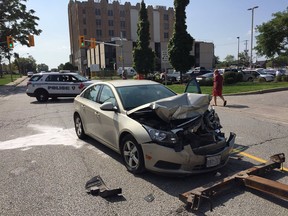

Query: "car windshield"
<box><xmin>116</xmin><ymin>84</ymin><xmax>176</xmax><ymax>110</ymax></box>
<box><xmin>73</xmin><ymin>73</ymin><xmax>89</xmax><ymax>82</ymax></box>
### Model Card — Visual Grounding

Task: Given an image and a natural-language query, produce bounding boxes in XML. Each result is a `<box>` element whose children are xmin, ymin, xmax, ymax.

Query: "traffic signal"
<box><xmin>6</xmin><ymin>36</ymin><xmax>14</xmax><ymax>48</ymax></box>
<box><xmin>28</xmin><ymin>35</ymin><xmax>35</xmax><ymax>47</ymax></box>
<box><xmin>90</xmin><ymin>38</ymin><xmax>96</xmax><ymax>48</ymax></box>
<box><xmin>79</xmin><ymin>35</ymin><xmax>85</xmax><ymax>47</ymax></box>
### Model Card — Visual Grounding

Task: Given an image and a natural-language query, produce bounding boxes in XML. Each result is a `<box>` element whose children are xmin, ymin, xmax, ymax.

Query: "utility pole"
<box><xmin>244</xmin><ymin>40</ymin><xmax>249</xmax><ymax>66</ymax></box>
<box><xmin>248</xmin><ymin>6</ymin><xmax>259</xmax><ymax>68</ymax></box>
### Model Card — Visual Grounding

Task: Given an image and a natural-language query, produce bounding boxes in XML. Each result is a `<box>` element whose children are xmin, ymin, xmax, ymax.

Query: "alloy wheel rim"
<box><xmin>123</xmin><ymin>141</ymin><xmax>139</xmax><ymax>169</ymax></box>
<box><xmin>76</xmin><ymin>117</ymin><xmax>82</xmax><ymax>136</ymax></box>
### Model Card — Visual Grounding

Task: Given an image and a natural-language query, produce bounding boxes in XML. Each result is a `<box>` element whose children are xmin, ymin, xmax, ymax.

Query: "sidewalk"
<box><xmin>5</xmin><ymin>76</ymin><xmax>28</xmax><ymax>86</ymax></box>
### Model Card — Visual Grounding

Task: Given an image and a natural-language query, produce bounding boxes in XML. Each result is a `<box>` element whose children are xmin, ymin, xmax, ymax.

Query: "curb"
<box><xmin>224</xmin><ymin>87</ymin><xmax>288</xmax><ymax>96</ymax></box>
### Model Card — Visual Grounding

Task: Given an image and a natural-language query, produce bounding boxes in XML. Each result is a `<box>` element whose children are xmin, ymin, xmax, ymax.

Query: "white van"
<box><xmin>117</xmin><ymin>67</ymin><xmax>137</xmax><ymax>77</ymax></box>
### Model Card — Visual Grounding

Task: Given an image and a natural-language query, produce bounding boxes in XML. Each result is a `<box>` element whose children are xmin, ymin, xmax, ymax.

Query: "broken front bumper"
<box><xmin>141</xmin><ymin>132</ymin><xmax>236</xmax><ymax>175</ymax></box>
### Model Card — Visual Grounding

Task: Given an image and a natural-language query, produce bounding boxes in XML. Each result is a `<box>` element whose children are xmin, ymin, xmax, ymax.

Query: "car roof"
<box><xmin>96</xmin><ymin>79</ymin><xmax>160</xmax><ymax>88</ymax></box>
<box><xmin>37</xmin><ymin>72</ymin><xmax>79</xmax><ymax>75</ymax></box>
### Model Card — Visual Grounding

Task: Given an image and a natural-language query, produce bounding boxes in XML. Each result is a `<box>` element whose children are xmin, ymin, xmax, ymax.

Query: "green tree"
<box><xmin>255</xmin><ymin>7</ymin><xmax>288</xmax><ymax>58</ymax></box>
<box><xmin>238</xmin><ymin>52</ymin><xmax>249</xmax><ymax>67</ymax></box>
<box><xmin>224</xmin><ymin>55</ymin><xmax>235</xmax><ymax>64</ymax></box>
<box><xmin>13</xmin><ymin>54</ymin><xmax>36</xmax><ymax>74</ymax></box>
<box><xmin>63</xmin><ymin>62</ymin><xmax>77</xmax><ymax>71</ymax></box>
<box><xmin>58</xmin><ymin>64</ymin><xmax>65</xmax><ymax>71</ymax></box>
<box><xmin>37</xmin><ymin>63</ymin><xmax>49</xmax><ymax>72</ymax></box>
<box><xmin>133</xmin><ymin>0</ymin><xmax>155</xmax><ymax>76</ymax></box>
<box><xmin>168</xmin><ymin>0</ymin><xmax>194</xmax><ymax>82</ymax></box>
<box><xmin>0</xmin><ymin>0</ymin><xmax>42</xmax><ymax>56</ymax></box>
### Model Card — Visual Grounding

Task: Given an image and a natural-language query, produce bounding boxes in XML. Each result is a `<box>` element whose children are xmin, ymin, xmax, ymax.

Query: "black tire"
<box><xmin>74</xmin><ymin>113</ymin><xmax>86</xmax><ymax>139</ymax></box>
<box><xmin>247</xmin><ymin>77</ymin><xmax>253</xmax><ymax>82</ymax></box>
<box><xmin>120</xmin><ymin>134</ymin><xmax>145</xmax><ymax>174</ymax></box>
<box><xmin>36</xmin><ymin>89</ymin><xmax>49</xmax><ymax>102</ymax></box>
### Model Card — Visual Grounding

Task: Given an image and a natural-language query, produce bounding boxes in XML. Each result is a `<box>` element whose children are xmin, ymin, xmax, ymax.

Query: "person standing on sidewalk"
<box><xmin>212</xmin><ymin>69</ymin><xmax>227</xmax><ymax>106</ymax></box>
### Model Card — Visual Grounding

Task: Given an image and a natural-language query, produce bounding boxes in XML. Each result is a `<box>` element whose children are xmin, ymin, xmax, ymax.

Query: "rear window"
<box><xmin>29</xmin><ymin>75</ymin><xmax>42</xmax><ymax>82</ymax></box>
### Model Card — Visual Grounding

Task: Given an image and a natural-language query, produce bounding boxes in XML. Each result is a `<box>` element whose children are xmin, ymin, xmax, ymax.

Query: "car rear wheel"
<box><xmin>36</xmin><ymin>89</ymin><xmax>49</xmax><ymax>102</ymax></box>
<box><xmin>120</xmin><ymin>134</ymin><xmax>145</xmax><ymax>174</ymax></box>
<box><xmin>247</xmin><ymin>77</ymin><xmax>253</xmax><ymax>82</ymax></box>
<box><xmin>74</xmin><ymin>114</ymin><xmax>86</xmax><ymax>139</ymax></box>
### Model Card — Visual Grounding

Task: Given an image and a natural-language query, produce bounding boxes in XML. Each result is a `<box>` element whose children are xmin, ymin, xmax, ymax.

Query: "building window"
<box><xmin>108</xmin><ymin>30</ymin><xmax>114</xmax><ymax>37</ymax></box>
<box><xmin>96</xmin><ymin>19</ymin><xmax>101</xmax><ymax>26</ymax></box>
<box><xmin>164</xmin><ymin>32</ymin><xmax>169</xmax><ymax>39</ymax></box>
<box><xmin>108</xmin><ymin>20</ymin><xmax>114</xmax><ymax>26</ymax></box>
<box><xmin>83</xmin><ymin>18</ymin><xmax>86</xmax><ymax>25</ymax></box>
<box><xmin>108</xmin><ymin>10</ymin><xmax>113</xmax><ymax>16</ymax></box>
<box><xmin>95</xmin><ymin>8</ymin><xmax>101</xmax><ymax>15</ymax></box>
<box><xmin>120</xmin><ymin>10</ymin><xmax>125</xmax><ymax>17</ymax></box>
<box><xmin>164</xmin><ymin>14</ymin><xmax>169</xmax><ymax>20</ymax></box>
<box><xmin>82</xmin><ymin>9</ymin><xmax>86</xmax><ymax>14</ymax></box>
<box><xmin>96</xmin><ymin>29</ymin><xmax>102</xmax><ymax>37</ymax></box>
<box><xmin>122</xmin><ymin>31</ymin><xmax>126</xmax><ymax>38</ymax></box>
<box><xmin>120</xmin><ymin>21</ymin><xmax>125</xmax><ymax>28</ymax></box>
<box><xmin>164</xmin><ymin>23</ymin><xmax>169</xmax><ymax>30</ymax></box>
<box><xmin>84</xmin><ymin>29</ymin><xmax>87</xmax><ymax>35</ymax></box>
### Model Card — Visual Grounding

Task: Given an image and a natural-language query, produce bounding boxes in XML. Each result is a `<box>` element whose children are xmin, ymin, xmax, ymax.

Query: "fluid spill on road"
<box><xmin>0</xmin><ymin>124</ymin><xmax>85</xmax><ymax>150</ymax></box>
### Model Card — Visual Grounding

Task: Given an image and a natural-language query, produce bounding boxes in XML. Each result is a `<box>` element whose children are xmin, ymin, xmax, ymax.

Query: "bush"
<box><xmin>275</xmin><ymin>75</ymin><xmax>283</xmax><ymax>82</ymax></box>
<box><xmin>258</xmin><ymin>77</ymin><xmax>266</xmax><ymax>82</ymax></box>
<box><xmin>282</xmin><ymin>75</ymin><xmax>288</xmax><ymax>82</ymax></box>
<box><xmin>236</xmin><ymin>73</ymin><xmax>243</xmax><ymax>82</ymax></box>
<box><xmin>223</xmin><ymin>72</ymin><xmax>237</xmax><ymax>84</ymax></box>
<box><xmin>198</xmin><ymin>79</ymin><xmax>213</xmax><ymax>86</ymax></box>
<box><xmin>94</xmin><ymin>70</ymin><xmax>115</xmax><ymax>78</ymax></box>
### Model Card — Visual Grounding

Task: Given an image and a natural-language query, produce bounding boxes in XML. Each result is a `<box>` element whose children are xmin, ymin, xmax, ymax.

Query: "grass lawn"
<box><xmin>167</xmin><ymin>81</ymin><xmax>288</xmax><ymax>95</ymax></box>
<box><xmin>0</xmin><ymin>74</ymin><xmax>22</xmax><ymax>86</ymax></box>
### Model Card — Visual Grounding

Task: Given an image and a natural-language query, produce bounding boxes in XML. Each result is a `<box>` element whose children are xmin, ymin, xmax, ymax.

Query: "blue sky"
<box><xmin>14</xmin><ymin>0</ymin><xmax>287</xmax><ymax>69</ymax></box>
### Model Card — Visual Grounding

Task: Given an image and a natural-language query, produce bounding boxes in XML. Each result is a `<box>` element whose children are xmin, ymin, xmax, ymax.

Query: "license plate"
<box><xmin>206</xmin><ymin>155</ymin><xmax>221</xmax><ymax>167</ymax></box>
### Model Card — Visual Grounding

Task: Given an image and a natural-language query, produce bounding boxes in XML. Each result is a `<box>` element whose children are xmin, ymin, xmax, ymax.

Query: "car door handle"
<box><xmin>81</xmin><ymin>105</ymin><xmax>85</xmax><ymax>109</ymax></box>
<box><xmin>94</xmin><ymin>111</ymin><xmax>100</xmax><ymax>117</ymax></box>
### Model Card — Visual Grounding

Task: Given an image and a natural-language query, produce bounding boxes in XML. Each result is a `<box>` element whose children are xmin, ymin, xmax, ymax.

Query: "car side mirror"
<box><xmin>100</xmin><ymin>102</ymin><xmax>118</xmax><ymax>112</ymax></box>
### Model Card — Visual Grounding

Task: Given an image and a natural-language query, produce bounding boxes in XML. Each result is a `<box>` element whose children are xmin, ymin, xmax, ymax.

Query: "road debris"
<box><xmin>144</xmin><ymin>194</ymin><xmax>155</xmax><ymax>202</ymax></box>
<box><xmin>85</xmin><ymin>175</ymin><xmax>122</xmax><ymax>198</ymax></box>
<box><xmin>179</xmin><ymin>153</ymin><xmax>287</xmax><ymax>211</ymax></box>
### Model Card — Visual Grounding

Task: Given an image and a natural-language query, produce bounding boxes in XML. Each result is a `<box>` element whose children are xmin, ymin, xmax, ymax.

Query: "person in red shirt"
<box><xmin>212</xmin><ymin>69</ymin><xmax>227</xmax><ymax>106</ymax></box>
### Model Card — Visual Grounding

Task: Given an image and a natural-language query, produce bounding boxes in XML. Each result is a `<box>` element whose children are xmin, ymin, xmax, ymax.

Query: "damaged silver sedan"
<box><xmin>73</xmin><ymin>79</ymin><xmax>236</xmax><ymax>175</ymax></box>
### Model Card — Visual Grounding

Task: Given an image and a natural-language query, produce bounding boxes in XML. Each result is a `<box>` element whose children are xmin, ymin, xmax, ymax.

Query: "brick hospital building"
<box><xmin>68</xmin><ymin>0</ymin><xmax>214</xmax><ymax>74</ymax></box>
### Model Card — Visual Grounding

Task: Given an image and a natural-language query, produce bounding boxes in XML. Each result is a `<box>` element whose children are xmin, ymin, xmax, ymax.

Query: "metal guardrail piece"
<box><xmin>179</xmin><ymin>153</ymin><xmax>286</xmax><ymax>211</ymax></box>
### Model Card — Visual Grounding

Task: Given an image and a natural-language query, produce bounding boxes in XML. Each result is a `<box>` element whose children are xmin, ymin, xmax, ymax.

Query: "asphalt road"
<box><xmin>0</xmin><ymin>80</ymin><xmax>287</xmax><ymax>216</ymax></box>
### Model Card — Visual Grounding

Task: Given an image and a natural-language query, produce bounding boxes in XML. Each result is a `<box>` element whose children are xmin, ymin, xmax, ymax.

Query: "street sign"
<box><xmin>161</xmin><ymin>51</ymin><xmax>169</xmax><ymax>63</ymax></box>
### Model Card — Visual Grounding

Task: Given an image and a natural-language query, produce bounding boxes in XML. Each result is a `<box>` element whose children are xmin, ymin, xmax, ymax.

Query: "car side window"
<box><xmin>83</xmin><ymin>85</ymin><xmax>101</xmax><ymax>102</ymax></box>
<box><xmin>99</xmin><ymin>85</ymin><xmax>116</xmax><ymax>105</ymax></box>
<box><xmin>46</xmin><ymin>75</ymin><xmax>57</xmax><ymax>82</ymax></box>
<box><xmin>29</xmin><ymin>75</ymin><xmax>42</xmax><ymax>81</ymax></box>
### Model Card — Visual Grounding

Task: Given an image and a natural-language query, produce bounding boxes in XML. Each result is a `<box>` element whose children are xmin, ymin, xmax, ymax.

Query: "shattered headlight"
<box><xmin>143</xmin><ymin>125</ymin><xmax>179</xmax><ymax>146</ymax></box>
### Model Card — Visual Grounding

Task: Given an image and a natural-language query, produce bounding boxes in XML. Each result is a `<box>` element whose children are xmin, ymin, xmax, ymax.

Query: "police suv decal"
<box><xmin>48</xmin><ymin>86</ymin><xmax>70</xmax><ymax>90</ymax></box>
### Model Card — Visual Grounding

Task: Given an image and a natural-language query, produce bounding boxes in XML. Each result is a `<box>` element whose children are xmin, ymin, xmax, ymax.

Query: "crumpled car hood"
<box><xmin>127</xmin><ymin>93</ymin><xmax>211</xmax><ymax>122</ymax></box>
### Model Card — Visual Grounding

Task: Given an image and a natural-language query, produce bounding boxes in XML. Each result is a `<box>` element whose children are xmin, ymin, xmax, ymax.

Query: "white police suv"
<box><xmin>26</xmin><ymin>72</ymin><xmax>96</xmax><ymax>102</ymax></box>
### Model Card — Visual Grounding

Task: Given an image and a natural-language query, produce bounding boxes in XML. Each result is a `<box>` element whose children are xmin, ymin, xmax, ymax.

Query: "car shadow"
<box><xmin>0</xmin><ymin>85</ymin><xmax>26</xmax><ymax>96</ymax></box>
<box><xmin>81</xmin><ymin>138</ymin><xmax>288</xmax><ymax>213</ymax></box>
<box><xmin>30</xmin><ymin>98</ymin><xmax>75</xmax><ymax>104</ymax></box>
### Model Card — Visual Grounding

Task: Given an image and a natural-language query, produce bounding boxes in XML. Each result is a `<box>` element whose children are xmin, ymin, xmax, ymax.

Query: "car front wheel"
<box><xmin>120</xmin><ymin>134</ymin><xmax>145</xmax><ymax>174</ymax></box>
<box><xmin>74</xmin><ymin>114</ymin><xmax>86</xmax><ymax>139</ymax></box>
<box><xmin>36</xmin><ymin>89</ymin><xmax>49</xmax><ymax>102</ymax></box>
